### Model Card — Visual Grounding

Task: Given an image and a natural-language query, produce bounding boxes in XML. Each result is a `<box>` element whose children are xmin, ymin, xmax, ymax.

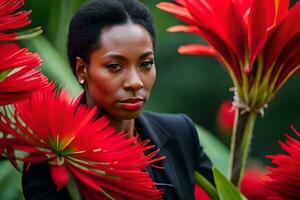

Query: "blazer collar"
<box><xmin>136</xmin><ymin>112</ymin><xmax>184</xmax><ymax>199</ymax></box>
<box><xmin>136</xmin><ymin>112</ymin><xmax>170</xmax><ymax>148</ymax></box>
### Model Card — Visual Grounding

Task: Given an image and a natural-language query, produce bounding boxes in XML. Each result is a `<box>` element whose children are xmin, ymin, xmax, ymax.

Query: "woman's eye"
<box><xmin>140</xmin><ymin>60</ymin><xmax>154</xmax><ymax>69</ymax></box>
<box><xmin>107</xmin><ymin>63</ymin><xmax>121</xmax><ymax>72</ymax></box>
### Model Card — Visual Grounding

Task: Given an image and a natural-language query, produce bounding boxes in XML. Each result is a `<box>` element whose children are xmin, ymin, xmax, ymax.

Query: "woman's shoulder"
<box><xmin>141</xmin><ymin>111</ymin><xmax>195</xmax><ymax>126</ymax></box>
<box><xmin>139</xmin><ymin>111</ymin><xmax>198</xmax><ymax>140</ymax></box>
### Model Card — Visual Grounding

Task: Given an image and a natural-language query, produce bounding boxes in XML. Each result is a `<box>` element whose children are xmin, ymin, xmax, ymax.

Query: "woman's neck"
<box><xmin>109</xmin><ymin>118</ymin><xmax>135</xmax><ymax>137</ymax></box>
<box><xmin>95</xmin><ymin>110</ymin><xmax>136</xmax><ymax>137</ymax></box>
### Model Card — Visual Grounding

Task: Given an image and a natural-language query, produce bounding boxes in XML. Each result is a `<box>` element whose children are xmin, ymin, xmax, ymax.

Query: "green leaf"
<box><xmin>196</xmin><ymin>125</ymin><xmax>229</xmax><ymax>174</ymax></box>
<box><xmin>67</xmin><ymin>174</ymin><xmax>82</xmax><ymax>200</ymax></box>
<box><xmin>48</xmin><ymin>0</ymin><xmax>86</xmax><ymax>56</ymax></box>
<box><xmin>195</xmin><ymin>171</ymin><xmax>219</xmax><ymax>200</ymax></box>
<box><xmin>15</xmin><ymin>27</ymin><xmax>43</xmax><ymax>41</ymax></box>
<box><xmin>21</xmin><ymin>36</ymin><xmax>82</xmax><ymax>97</ymax></box>
<box><xmin>0</xmin><ymin>159</ymin><xmax>22</xmax><ymax>200</ymax></box>
<box><xmin>25</xmin><ymin>0</ymin><xmax>87</xmax><ymax>56</ymax></box>
<box><xmin>213</xmin><ymin>167</ymin><xmax>246</xmax><ymax>200</ymax></box>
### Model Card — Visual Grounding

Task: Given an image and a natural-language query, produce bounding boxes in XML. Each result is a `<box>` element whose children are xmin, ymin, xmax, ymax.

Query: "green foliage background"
<box><xmin>1</xmin><ymin>0</ymin><xmax>300</xmax><ymax>199</ymax></box>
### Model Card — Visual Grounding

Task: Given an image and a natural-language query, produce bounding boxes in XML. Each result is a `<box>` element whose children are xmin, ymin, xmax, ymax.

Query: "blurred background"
<box><xmin>1</xmin><ymin>0</ymin><xmax>300</xmax><ymax>199</ymax></box>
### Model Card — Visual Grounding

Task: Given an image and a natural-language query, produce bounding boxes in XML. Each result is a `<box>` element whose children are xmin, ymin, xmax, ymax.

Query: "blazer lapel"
<box><xmin>136</xmin><ymin>112</ymin><xmax>184</xmax><ymax>199</ymax></box>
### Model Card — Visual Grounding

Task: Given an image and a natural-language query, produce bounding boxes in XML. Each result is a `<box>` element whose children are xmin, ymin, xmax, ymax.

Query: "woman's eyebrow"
<box><xmin>104</xmin><ymin>51</ymin><xmax>154</xmax><ymax>60</ymax></box>
<box><xmin>139</xmin><ymin>50</ymin><xmax>154</xmax><ymax>59</ymax></box>
<box><xmin>104</xmin><ymin>53</ymin><xmax>127</xmax><ymax>60</ymax></box>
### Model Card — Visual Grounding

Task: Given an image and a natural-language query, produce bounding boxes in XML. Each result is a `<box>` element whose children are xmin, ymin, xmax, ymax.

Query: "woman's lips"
<box><xmin>119</xmin><ymin>97</ymin><xmax>144</xmax><ymax>110</ymax></box>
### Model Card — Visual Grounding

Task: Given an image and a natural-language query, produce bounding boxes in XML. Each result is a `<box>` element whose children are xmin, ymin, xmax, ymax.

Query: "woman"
<box><xmin>22</xmin><ymin>0</ymin><xmax>213</xmax><ymax>199</ymax></box>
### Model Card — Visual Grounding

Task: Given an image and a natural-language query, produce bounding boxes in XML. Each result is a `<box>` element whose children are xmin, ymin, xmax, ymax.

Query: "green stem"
<box><xmin>66</xmin><ymin>175</ymin><xmax>82</xmax><ymax>200</ymax></box>
<box><xmin>195</xmin><ymin>171</ymin><xmax>219</xmax><ymax>200</ymax></box>
<box><xmin>227</xmin><ymin>110</ymin><xmax>257</xmax><ymax>187</ymax></box>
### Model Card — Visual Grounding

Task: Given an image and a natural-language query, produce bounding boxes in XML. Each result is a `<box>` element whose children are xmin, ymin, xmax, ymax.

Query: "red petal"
<box><xmin>0</xmin><ymin>0</ymin><xmax>25</xmax><ymax>16</ymax></box>
<box><xmin>265</xmin><ymin>128</ymin><xmax>300</xmax><ymax>199</ymax></box>
<box><xmin>269</xmin><ymin>33</ymin><xmax>300</xmax><ymax>92</ymax></box>
<box><xmin>157</xmin><ymin>1</ymin><xmax>243</xmax><ymax>84</ymax></box>
<box><xmin>0</xmin><ymin>32</ymin><xmax>17</xmax><ymax>40</ymax></box>
<box><xmin>240</xmin><ymin>168</ymin><xmax>269</xmax><ymax>200</ymax></box>
<box><xmin>234</xmin><ymin>0</ymin><xmax>251</xmax><ymax>17</ymax></box>
<box><xmin>0</xmin><ymin>43</ymin><xmax>51</xmax><ymax>105</ymax></box>
<box><xmin>6</xmin><ymin>147</ymin><xmax>20</xmax><ymax>170</ymax></box>
<box><xmin>184</xmin><ymin>0</ymin><xmax>246</xmax><ymax>62</ymax></box>
<box><xmin>175</xmin><ymin>0</ymin><xmax>186</xmax><ymax>6</ymax></box>
<box><xmin>18</xmin><ymin>153</ymin><xmax>48</xmax><ymax>163</ymax></box>
<box><xmin>0</xmin><ymin>10</ymin><xmax>31</xmax><ymax>31</ymax></box>
<box><xmin>195</xmin><ymin>184</ymin><xmax>211</xmax><ymax>200</ymax></box>
<box><xmin>156</xmin><ymin>2</ymin><xmax>194</xmax><ymax>25</ymax></box>
<box><xmin>0</xmin><ymin>0</ymin><xmax>30</xmax><ymax>39</ymax></box>
<box><xmin>68</xmin><ymin>165</ymin><xmax>162</xmax><ymax>200</ymax></box>
<box><xmin>178</xmin><ymin>44</ymin><xmax>217</xmax><ymax>56</ymax></box>
<box><xmin>247</xmin><ymin>0</ymin><xmax>269</xmax><ymax>67</ymax></box>
<box><xmin>268</xmin><ymin>0</ymin><xmax>289</xmax><ymax>28</ymax></box>
<box><xmin>264</xmin><ymin>1</ymin><xmax>300</xmax><ymax>72</ymax></box>
<box><xmin>167</xmin><ymin>25</ymin><xmax>199</xmax><ymax>33</ymax></box>
<box><xmin>0</xmin><ymin>138</ymin><xmax>8</xmax><ymax>155</ymax></box>
<box><xmin>274</xmin><ymin>52</ymin><xmax>300</xmax><ymax>92</ymax></box>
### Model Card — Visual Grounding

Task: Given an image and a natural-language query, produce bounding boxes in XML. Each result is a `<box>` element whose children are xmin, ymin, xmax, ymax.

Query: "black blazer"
<box><xmin>22</xmin><ymin>111</ymin><xmax>213</xmax><ymax>200</ymax></box>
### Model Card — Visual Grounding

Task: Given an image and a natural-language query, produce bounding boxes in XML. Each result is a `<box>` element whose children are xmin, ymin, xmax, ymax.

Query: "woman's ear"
<box><xmin>75</xmin><ymin>57</ymin><xmax>87</xmax><ymax>84</ymax></box>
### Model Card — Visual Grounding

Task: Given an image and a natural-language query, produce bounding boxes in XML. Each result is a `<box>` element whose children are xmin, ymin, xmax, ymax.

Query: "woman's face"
<box><xmin>82</xmin><ymin>23</ymin><xmax>156</xmax><ymax>120</ymax></box>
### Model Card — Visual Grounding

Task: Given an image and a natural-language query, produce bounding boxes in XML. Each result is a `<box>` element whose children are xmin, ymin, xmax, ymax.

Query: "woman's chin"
<box><xmin>118</xmin><ymin>109</ymin><xmax>143</xmax><ymax>120</ymax></box>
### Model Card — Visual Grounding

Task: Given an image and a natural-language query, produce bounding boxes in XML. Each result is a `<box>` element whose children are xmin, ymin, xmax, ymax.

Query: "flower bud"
<box><xmin>217</xmin><ymin>100</ymin><xmax>235</xmax><ymax>136</ymax></box>
<box><xmin>50</xmin><ymin>164</ymin><xmax>70</xmax><ymax>191</ymax></box>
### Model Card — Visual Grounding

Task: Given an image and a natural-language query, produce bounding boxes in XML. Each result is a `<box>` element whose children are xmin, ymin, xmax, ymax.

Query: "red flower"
<box><xmin>0</xmin><ymin>0</ymin><xmax>41</xmax><ymax>41</ymax></box>
<box><xmin>217</xmin><ymin>100</ymin><xmax>235</xmax><ymax>135</ymax></box>
<box><xmin>0</xmin><ymin>90</ymin><xmax>164</xmax><ymax>200</ymax></box>
<box><xmin>0</xmin><ymin>43</ymin><xmax>51</xmax><ymax>105</ymax></box>
<box><xmin>240</xmin><ymin>167</ymin><xmax>269</xmax><ymax>200</ymax></box>
<box><xmin>0</xmin><ymin>0</ymin><xmax>49</xmax><ymax>105</ymax></box>
<box><xmin>264</xmin><ymin>126</ymin><xmax>300</xmax><ymax>200</ymax></box>
<box><xmin>157</xmin><ymin>0</ymin><xmax>300</xmax><ymax>113</ymax></box>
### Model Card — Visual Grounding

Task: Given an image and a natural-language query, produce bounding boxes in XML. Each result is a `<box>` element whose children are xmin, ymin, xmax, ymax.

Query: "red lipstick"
<box><xmin>119</xmin><ymin>97</ymin><xmax>144</xmax><ymax>110</ymax></box>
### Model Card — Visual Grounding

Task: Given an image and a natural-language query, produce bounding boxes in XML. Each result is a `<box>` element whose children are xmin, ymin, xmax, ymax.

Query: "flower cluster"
<box><xmin>157</xmin><ymin>0</ymin><xmax>300</xmax><ymax>114</ymax></box>
<box><xmin>0</xmin><ymin>43</ymin><xmax>51</xmax><ymax>105</ymax></box>
<box><xmin>240</xmin><ymin>167</ymin><xmax>269</xmax><ymax>200</ymax></box>
<box><xmin>0</xmin><ymin>0</ymin><xmax>50</xmax><ymax>105</ymax></box>
<box><xmin>0</xmin><ymin>89</ymin><xmax>164</xmax><ymax>200</ymax></box>
<box><xmin>0</xmin><ymin>0</ymin><xmax>51</xmax><ymax>158</ymax></box>
<box><xmin>0</xmin><ymin>0</ymin><xmax>42</xmax><ymax>41</ymax></box>
<box><xmin>264</xmin><ymin>126</ymin><xmax>300</xmax><ymax>199</ymax></box>
<box><xmin>0</xmin><ymin>1</ymin><xmax>164</xmax><ymax>199</ymax></box>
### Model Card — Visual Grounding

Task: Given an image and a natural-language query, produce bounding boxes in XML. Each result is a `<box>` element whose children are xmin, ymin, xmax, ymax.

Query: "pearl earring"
<box><xmin>79</xmin><ymin>79</ymin><xmax>85</xmax><ymax>84</ymax></box>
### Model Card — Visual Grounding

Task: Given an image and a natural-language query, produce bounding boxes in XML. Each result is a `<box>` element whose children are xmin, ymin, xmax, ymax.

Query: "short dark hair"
<box><xmin>67</xmin><ymin>0</ymin><xmax>156</xmax><ymax>75</ymax></box>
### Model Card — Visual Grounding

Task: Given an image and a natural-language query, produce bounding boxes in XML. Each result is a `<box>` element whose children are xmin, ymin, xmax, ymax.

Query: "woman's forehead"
<box><xmin>100</xmin><ymin>24</ymin><xmax>153</xmax><ymax>47</ymax></box>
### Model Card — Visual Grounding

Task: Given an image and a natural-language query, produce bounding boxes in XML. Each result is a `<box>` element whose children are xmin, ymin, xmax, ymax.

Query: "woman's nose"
<box><xmin>123</xmin><ymin>69</ymin><xmax>143</xmax><ymax>92</ymax></box>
